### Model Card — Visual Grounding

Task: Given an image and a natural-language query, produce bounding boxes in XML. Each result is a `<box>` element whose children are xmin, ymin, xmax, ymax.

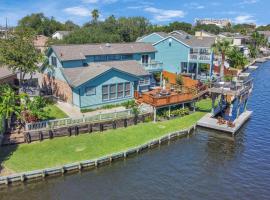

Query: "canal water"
<box><xmin>1</xmin><ymin>62</ymin><xmax>270</xmax><ymax>200</ymax></box>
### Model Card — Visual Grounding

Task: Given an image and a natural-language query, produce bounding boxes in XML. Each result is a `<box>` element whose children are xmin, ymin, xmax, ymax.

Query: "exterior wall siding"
<box><xmin>154</xmin><ymin>37</ymin><xmax>190</xmax><ymax>73</ymax></box>
<box><xmin>42</xmin><ymin>74</ymin><xmax>73</xmax><ymax>104</ymax></box>
<box><xmin>75</xmin><ymin>69</ymin><xmax>140</xmax><ymax>109</ymax></box>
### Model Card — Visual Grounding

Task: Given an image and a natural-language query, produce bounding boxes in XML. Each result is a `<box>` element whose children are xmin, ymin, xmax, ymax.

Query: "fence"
<box><xmin>0</xmin><ymin>125</ymin><xmax>196</xmax><ymax>186</ymax></box>
<box><xmin>26</xmin><ymin>109</ymin><xmax>135</xmax><ymax>131</ymax></box>
<box><xmin>24</xmin><ymin>113</ymin><xmax>153</xmax><ymax>144</ymax></box>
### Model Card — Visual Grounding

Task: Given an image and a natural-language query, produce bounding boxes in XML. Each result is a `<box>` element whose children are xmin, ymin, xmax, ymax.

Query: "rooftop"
<box><xmin>62</xmin><ymin>60</ymin><xmax>149</xmax><ymax>87</ymax></box>
<box><xmin>51</xmin><ymin>42</ymin><xmax>156</xmax><ymax>61</ymax></box>
<box><xmin>0</xmin><ymin>66</ymin><xmax>15</xmax><ymax>80</ymax></box>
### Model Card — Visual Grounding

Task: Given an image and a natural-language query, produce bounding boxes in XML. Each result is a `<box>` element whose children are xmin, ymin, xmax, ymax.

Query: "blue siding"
<box><xmin>74</xmin><ymin>69</ymin><xmax>140</xmax><ymax>109</ymax></box>
<box><xmin>139</xmin><ymin>33</ymin><xmax>164</xmax><ymax>43</ymax></box>
<box><xmin>62</xmin><ymin>60</ymin><xmax>84</xmax><ymax>68</ymax></box>
<box><xmin>154</xmin><ymin>37</ymin><xmax>190</xmax><ymax>73</ymax></box>
<box><xmin>48</xmin><ymin>52</ymin><xmax>63</xmax><ymax>68</ymax></box>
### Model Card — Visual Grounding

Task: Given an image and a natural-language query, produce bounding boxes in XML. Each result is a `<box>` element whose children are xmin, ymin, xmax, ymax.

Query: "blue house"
<box><xmin>43</xmin><ymin>42</ymin><xmax>160</xmax><ymax>109</ymax></box>
<box><xmin>138</xmin><ymin>30</ymin><xmax>216</xmax><ymax>80</ymax></box>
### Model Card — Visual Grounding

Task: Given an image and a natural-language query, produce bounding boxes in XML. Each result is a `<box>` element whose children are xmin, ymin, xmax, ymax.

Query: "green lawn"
<box><xmin>44</xmin><ymin>104</ymin><xmax>68</xmax><ymax>120</ymax></box>
<box><xmin>196</xmin><ymin>98</ymin><xmax>217</xmax><ymax>112</ymax></box>
<box><xmin>0</xmin><ymin>112</ymin><xmax>206</xmax><ymax>172</ymax></box>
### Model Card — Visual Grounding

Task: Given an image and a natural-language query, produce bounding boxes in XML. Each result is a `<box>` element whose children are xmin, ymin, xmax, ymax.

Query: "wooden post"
<box><xmin>153</xmin><ymin>107</ymin><xmax>157</xmax><ymax>122</ymax></box>
<box><xmin>168</xmin><ymin>106</ymin><xmax>171</xmax><ymax>118</ymax></box>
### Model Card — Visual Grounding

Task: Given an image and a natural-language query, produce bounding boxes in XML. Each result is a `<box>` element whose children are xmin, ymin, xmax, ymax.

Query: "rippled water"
<box><xmin>1</xmin><ymin>62</ymin><xmax>270</xmax><ymax>200</ymax></box>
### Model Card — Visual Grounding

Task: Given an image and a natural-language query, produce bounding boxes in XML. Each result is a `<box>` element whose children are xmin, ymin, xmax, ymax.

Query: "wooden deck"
<box><xmin>136</xmin><ymin>86</ymin><xmax>208</xmax><ymax>108</ymax></box>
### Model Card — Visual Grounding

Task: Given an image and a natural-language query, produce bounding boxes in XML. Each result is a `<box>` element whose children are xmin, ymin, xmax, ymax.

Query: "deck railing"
<box><xmin>142</xmin><ymin>61</ymin><xmax>163</xmax><ymax>71</ymax></box>
<box><xmin>25</xmin><ymin>109</ymin><xmax>142</xmax><ymax>131</ymax></box>
<box><xmin>189</xmin><ymin>54</ymin><xmax>211</xmax><ymax>61</ymax></box>
<box><xmin>140</xmin><ymin>85</ymin><xmax>207</xmax><ymax>107</ymax></box>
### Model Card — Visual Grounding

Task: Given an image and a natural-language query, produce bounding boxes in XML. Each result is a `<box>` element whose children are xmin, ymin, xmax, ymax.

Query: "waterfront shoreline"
<box><xmin>0</xmin><ymin>124</ymin><xmax>197</xmax><ymax>186</ymax></box>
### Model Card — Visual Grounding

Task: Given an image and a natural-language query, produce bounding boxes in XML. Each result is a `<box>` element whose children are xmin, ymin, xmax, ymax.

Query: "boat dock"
<box><xmin>197</xmin><ymin>111</ymin><xmax>252</xmax><ymax>135</ymax></box>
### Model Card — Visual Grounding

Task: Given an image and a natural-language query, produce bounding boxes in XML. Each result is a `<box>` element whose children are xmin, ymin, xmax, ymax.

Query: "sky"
<box><xmin>0</xmin><ymin>0</ymin><xmax>269</xmax><ymax>27</ymax></box>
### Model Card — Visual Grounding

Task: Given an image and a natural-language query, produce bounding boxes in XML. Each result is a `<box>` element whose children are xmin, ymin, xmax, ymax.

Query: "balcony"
<box><xmin>189</xmin><ymin>54</ymin><xmax>211</xmax><ymax>62</ymax></box>
<box><xmin>142</xmin><ymin>61</ymin><xmax>163</xmax><ymax>72</ymax></box>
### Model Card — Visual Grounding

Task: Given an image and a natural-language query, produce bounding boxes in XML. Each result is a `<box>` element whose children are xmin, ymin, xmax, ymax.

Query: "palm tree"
<box><xmin>212</xmin><ymin>39</ymin><xmax>232</xmax><ymax>81</ymax></box>
<box><xmin>250</xmin><ymin>31</ymin><xmax>268</xmax><ymax>57</ymax></box>
<box><xmin>91</xmin><ymin>9</ymin><xmax>99</xmax><ymax>23</ymax></box>
<box><xmin>227</xmin><ymin>47</ymin><xmax>249</xmax><ymax>70</ymax></box>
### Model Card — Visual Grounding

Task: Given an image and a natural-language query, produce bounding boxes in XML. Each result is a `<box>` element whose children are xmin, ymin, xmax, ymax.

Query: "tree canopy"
<box><xmin>0</xmin><ymin>29</ymin><xmax>43</xmax><ymax>87</ymax></box>
<box><xmin>17</xmin><ymin>13</ymin><xmax>79</xmax><ymax>36</ymax></box>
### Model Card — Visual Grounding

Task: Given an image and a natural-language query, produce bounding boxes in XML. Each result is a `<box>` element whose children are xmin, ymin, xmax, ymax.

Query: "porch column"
<box><xmin>168</xmin><ymin>106</ymin><xmax>171</xmax><ymax>118</ymax></box>
<box><xmin>153</xmin><ymin>107</ymin><xmax>157</xmax><ymax>122</ymax></box>
<box><xmin>196</xmin><ymin>62</ymin><xmax>199</xmax><ymax>79</ymax></box>
<box><xmin>211</xmin><ymin>94</ymin><xmax>216</xmax><ymax>115</ymax></box>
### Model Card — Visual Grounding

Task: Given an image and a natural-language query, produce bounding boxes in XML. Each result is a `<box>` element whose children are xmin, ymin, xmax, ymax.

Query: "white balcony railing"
<box><xmin>142</xmin><ymin>61</ymin><xmax>163</xmax><ymax>71</ymax></box>
<box><xmin>189</xmin><ymin>54</ymin><xmax>211</xmax><ymax>61</ymax></box>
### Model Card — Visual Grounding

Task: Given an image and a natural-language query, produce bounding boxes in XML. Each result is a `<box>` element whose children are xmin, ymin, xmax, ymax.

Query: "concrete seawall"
<box><xmin>0</xmin><ymin>125</ymin><xmax>196</xmax><ymax>186</ymax></box>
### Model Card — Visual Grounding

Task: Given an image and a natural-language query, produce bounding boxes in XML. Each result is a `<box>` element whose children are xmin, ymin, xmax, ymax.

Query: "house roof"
<box><xmin>195</xmin><ymin>30</ymin><xmax>217</xmax><ymax>37</ymax></box>
<box><xmin>155</xmin><ymin>34</ymin><xmax>216</xmax><ymax>48</ymax></box>
<box><xmin>0</xmin><ymin>66</ymin><xmax>16</xmax><ymax>80</ymax></box>
<box><xmin>61</xmin><ymin>60</ymin><xmax>149</xmax><ymax>87</ymax></box>
<box><xmin>51</xmin><ymin>42</ymin><xmax>156</xmax><ymax>61</ymax></box>
<box><xmin>53</xmin><ymin>31</ymin><xmax>71</xmax><ymax>36</ymax></box>
<box><xmin>258</xmin><ymin>31</ymin><xmax>270</xmax><ymax>37</ymax></box>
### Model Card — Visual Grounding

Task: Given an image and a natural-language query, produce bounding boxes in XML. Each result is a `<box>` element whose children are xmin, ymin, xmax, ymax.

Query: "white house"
<box><xmin>52</xmin><ymin>31</ymin><xmax>71</xmax><ymax>40</ymax></box>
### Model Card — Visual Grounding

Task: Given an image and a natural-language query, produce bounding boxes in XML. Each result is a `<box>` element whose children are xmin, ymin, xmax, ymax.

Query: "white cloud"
<box><xmin>234</xmin><ymin>15</ymin><xmax>256</xmax><ymax>24</ymax></box>
<box><xmin>186</xmin><ymin>3</ymin><xmax>205</xmax><ymax>9</ymax></box>
<box><xmin>239</xmin><ymin>0</ymin><xmax>259</xmax><ymax>4</ymax></box>
<box><xmin>144</xmin><ymin>7</ymin><xmax>185</xmax><ymax>22</ymax></box>
<box><xmin>64</xmin><ymin>6</ymin><xmax>90</xmax><ymax>17</ymax></box>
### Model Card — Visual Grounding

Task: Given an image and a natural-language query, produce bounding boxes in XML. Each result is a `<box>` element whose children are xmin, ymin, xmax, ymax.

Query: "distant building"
<box><xmin>195</xmin><ymin>18</ymin><xmax>231</xmax><ymax>28</ymax></box>
<box><xmin>33</xmin><ymin>35</ymin><xmax>49</xmax><ymax>53</ymax></box>
<box><xmin>258</xmin><ymin>31</ymin><xmax>270</xmax><ymax>43</ymax></box>
<box><xmin>52</xmin><ymin>31</ymin><xmax>71</xmax><ymax>40</ymax></box>
<box><xmin>195</xmin><ymin>30</ymin><xmax>217</xmax><ymax>38</ymax></box>
<box><xmin>0</xmin><ymin>66</ymin><xmax>17</xmax><ymax>85</ymax></box>
<box><xmin>138</xmin><ymin>30</ymin><xmax>215</xmax><ymax>80</ymax></box>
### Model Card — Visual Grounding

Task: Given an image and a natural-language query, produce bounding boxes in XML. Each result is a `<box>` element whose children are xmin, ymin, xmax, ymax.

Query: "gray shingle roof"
<box><xmin>168</xmin><ymin>35</ymin><xmax>216</xmax><ymax>48</ymax></box>
<box><xmin>51</xmin><ymin>42</ymin><xmax>156</xmax><ymax>61</ymax></box>
<box><xmin>0</xmin><ymin>66</ymin><xmax>15</xmax><ymax>80</ymax></box>
<box><xmin>61</xmin><ymin>60</ymin><xmax>149</xmax><ymax>87</ymax></box>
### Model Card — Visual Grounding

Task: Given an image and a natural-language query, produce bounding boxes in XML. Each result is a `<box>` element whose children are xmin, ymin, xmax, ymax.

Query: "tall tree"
<box><xmin>91</xmin><ymin>9</ymin><xmax>99</xmax><ymax>23</ymax></box>
<box><xmin>227</xmin><ymin>47</ymin><xmax>249</xmax><ymax>69</ymax></box>
<box><xmin>0</xmin><ymin>29</ymin><xmax>43</xmax><ymax>89</ymax></box>
<box><xmin>212</xmin><ymin>39</ymin><xmax>232</xmax><ymax>81</ymax></box>
<box><xmin>0</xmin><ymin>85</ymin><xmax>25</xmax><ymax>129</ymax></box>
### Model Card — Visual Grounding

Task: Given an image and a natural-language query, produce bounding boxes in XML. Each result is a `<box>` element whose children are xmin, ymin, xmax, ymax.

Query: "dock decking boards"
<box><xmin>197</xmin><ymin>111</ymin><xmax>252</xmax><ymax>135</ymax></box>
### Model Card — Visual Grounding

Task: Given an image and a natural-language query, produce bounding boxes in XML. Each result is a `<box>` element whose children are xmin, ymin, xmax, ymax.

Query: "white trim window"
<box><xmin>142</xmin><ymin>55</ymin><xmax>149</xmax><ymax>64</ymax></box>
<box><xmin>125</xmin><ymin>82</ymin><xmax>131</xmax><ymax>97</ymax></box>
<box><xmin>85</xmin><ymin>86</ymin><xmax>96</xmax><ymax>96</ymax></box>
<box><xmin>139</xmin><ymin>77</ymin><xmax>150</xmax><ymax>85</ymax></box>
<box><xmin>117</xmin><ymin>83</ymin><xmax>124</xmax><ymax>98</ymax></box>
<box><xmin>102</xmin><ymin>85</ymin><xmax>109</xmax><ymax>101</ymax></box>
<box><xmin>110</xmin><ymin>84</ymin><xmax>117</xmax><ymax>99</ymax></box>
<box><xmin>51</xmin><ymin>56</ymin><xmax>57</xmax><ymax>67</ymax></box>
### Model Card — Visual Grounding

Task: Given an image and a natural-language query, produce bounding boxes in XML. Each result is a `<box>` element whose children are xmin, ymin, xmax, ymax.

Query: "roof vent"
<box><xmin>185</xmin><ymin>35</ymin><xmax>190</xmax><ymax>39</ymax></box>
<box><xmin>60</xmin><ymin>53</ymin><xmax>63</xmax><ymax>57</ymax></box>
<box><xmin>105</xmin><ymin>43</ymin><xmax>111</xmax><ymax>47</ymax></box>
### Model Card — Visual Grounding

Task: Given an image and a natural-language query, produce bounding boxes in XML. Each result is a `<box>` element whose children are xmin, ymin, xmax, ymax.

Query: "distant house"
<box><xmin>258</xmin><ymin>31</ymin><xmax>270</xmax><ymax>43</ymax></box>
<box><xmin>43</xmin><ymin>42</ymin><xmax>159</xmax><ymax>109</ymax></box>
<box><xmin>52</xmin><ymin>31</ymin><xmax>71</xmax><ymax>40</ymax></box>
<box><xmin>33</xmin><ymin>35</ymin><xmax>49</xmax><ymax>53</ymax></box>
<box><xmin>0</xmin><ymin>66</ymin><xmax>17</xmax><ymax>85</ymax></box>
<box><xmin>195</xmin><ymin>30</ymin><xmax>217</xmax><ymax>39</ymax></box>
<box><xmin>138</xmin><ymin>30</ymin><xmax>215</xmax><ymax>80</ymax></box>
